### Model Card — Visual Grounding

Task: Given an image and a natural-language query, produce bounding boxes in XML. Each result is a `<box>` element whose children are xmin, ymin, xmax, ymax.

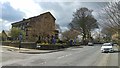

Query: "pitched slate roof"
<box><xmin>12</xmin><ymin>12</ymin><xmax>56</xmax><ymax>25</ymax></box>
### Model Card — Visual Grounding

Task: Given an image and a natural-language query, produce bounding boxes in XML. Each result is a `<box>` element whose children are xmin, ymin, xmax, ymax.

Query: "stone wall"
<box><xmin>2</xmin><ymin>41</ymin><xmax>37</xmax><ymax>49</ymax></box>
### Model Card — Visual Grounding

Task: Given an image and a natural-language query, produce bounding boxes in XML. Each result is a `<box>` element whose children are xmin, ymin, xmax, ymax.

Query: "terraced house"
<box><xmin>12</xmin><ymin>12</ymin><xmax>59</xmax><ymax>42</ymax></box>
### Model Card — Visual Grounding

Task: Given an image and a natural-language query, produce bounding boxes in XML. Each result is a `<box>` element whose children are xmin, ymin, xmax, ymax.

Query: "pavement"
<box><xmin>1</xmin><ymin>46</ymin><xmax>65</xmax><ymax>54</ymax></box>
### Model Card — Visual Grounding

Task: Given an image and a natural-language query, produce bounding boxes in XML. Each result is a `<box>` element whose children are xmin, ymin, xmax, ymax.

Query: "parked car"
<box><xmin>110</xmin><ymin>42</ymin><xmax>118</xmax><ymax>46</ymax></box>
<box><xmin>88</xmin><ymin>42</ymin><xmax>93</xmax><ymax>46</ymax></box>
<box><xmin>101</xmin><ymin>43</ymin><xmax>114</xmax><ymax>53</ymax></box>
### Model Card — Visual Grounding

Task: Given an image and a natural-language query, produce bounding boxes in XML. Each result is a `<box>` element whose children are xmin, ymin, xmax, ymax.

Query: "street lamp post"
<box><xmin>18</xmin><ymin>33</ymin><xmax>23</xmax><ymax>51</ymax></box>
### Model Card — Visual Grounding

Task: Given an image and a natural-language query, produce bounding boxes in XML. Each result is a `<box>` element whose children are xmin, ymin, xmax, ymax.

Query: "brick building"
<box><xmin>12</xmin><ymin>12</ymin><xmax>59</xmax><ymax>42</ymax></box>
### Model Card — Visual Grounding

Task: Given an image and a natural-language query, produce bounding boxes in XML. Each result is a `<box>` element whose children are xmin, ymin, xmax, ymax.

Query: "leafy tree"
<box><xmin>10</xmin><ymin>27</ymin><xmax>25</xmax><ymax>41</ymax></box>
<box><xmin>69</xmin><ymin>7</ymin><xmax>98</xmax><ymax>42</ymax></box>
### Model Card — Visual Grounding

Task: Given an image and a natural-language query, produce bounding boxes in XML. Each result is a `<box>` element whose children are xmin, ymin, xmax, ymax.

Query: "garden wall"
<box><xmin>2</xmin><ymin>41</ymin><xmax>80</xmax><ymax>50</ymax></box>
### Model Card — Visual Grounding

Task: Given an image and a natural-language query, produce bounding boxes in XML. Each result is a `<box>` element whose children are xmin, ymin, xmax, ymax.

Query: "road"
<box><xmin>1</xmin><ymin>44</ymin><xmax>119</xmax><ymax>66</ymax></box>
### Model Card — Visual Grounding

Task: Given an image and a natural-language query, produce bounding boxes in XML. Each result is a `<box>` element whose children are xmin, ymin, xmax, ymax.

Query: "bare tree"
<box><xmin>98</xmin><ymin>1</ymin><xmax>120</xmax><ymax>44</ymax></box>
<box><xmin>55</xmin><ymin>24</ymin><xmax>62</xmax><ymax>33</ymax></box>
<box><xmin>62</xmin><ymin>29</ymin><xmax>80</xmax><ymax>41</ymax></box>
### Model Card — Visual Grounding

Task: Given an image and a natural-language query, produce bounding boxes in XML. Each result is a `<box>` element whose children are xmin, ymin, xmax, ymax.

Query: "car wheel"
<box><xmin>112</xmin><ymin>50</ymin><xmax>114</xmax><ymax>53</ymax></box>
<box><xmin>101</xmin><ymin>51</ymin><xmax>104</xmax><ymax>53</ymax></box>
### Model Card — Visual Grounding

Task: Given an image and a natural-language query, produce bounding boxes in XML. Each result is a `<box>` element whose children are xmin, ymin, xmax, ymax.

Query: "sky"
<box><xmin>0</xmin><ymin>0</ymin><xmax>117</xmax><ymax>32</ymax></box>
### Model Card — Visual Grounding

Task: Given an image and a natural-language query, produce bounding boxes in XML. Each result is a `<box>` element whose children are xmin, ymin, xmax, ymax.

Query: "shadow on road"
<box><xmin>113</xmin><ymin>50</ymin><xmax>120</xmax><ymax>53</ymax></box>
<box><xmin>19</xmin><ymin>48</ymin><xmax>66</xmax><ymax>54</ymax></box>
<box><xmin>19</xmin><ymin>46</ymin><xmax>83</xmax><ymax>54</ymax></box>
<box><xmin>71</xmin><ymin>46</ymin><xmax>83</xmax><ymax>48</ymax></box>
<box><xmin>101</xmin><ymin>50</ymin><xmax>120</xmax><ymax>54</ymax></box>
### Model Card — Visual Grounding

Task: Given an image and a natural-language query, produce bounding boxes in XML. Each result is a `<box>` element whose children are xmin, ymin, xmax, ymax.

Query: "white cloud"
<box><xmin>0</xmin><ymin>19</ymin><xmax>11</xmax><ymax>32</ymax></box>
<box><xmin>34</xmin><ymin>0</ymin><xmax>118</xmax><ymax>2</ymax></box>
<box><xmin>1</xmin><ymin>0</ymin><xmax>43</xmax><ymax>18</ymax></box>
<box><xmin>0</xmin><ymin>0</ymin><xmax>43</xmax><ymax>32</ymax></box>
<box><xmin>60</xmin><ymin>26</ymin><xmax>69</xmax><ymax>32</ymax></box>
<box><xmin>1</xmin><ymin>2</ymin><xmax>26</xmax><ymax>22</ymax></box>
<box><xmin>0</xmin><ymin>0</ymin><xmax>108</xmax><ymax>32</ymax></box>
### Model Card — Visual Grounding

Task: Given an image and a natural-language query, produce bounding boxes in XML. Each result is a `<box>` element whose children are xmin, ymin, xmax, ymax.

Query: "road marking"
<box><xmin>58</xmin><ymin>56</ymin><xmax>65</xmax><ymax>59</ymax></box>
<box><xmin>0</xmin><ymin>50</ymin><xmax>3</xmax><ymax>52</ymax></box>
<box><xmin>41</xmin><ymin>62</ymin><xmax>46</xmax><ymax>64</ymax></box>
<box><xmin>57</xmin><ymin>54</ymin><xmax>72</xmax><ymax>59</ymax></box>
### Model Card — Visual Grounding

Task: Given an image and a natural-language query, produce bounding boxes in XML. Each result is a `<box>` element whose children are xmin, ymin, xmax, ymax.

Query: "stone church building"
<box><xmin>12</xmin><ymin>12</ymin><xmax>59</xmax><ymax>42</ymax></box>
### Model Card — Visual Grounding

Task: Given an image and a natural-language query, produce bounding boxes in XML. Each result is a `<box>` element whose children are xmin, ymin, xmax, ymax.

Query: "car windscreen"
<box><xmin>103</xmin><ymin>44</ymin><xmax>112</xmax><ymax>46</ymax></box>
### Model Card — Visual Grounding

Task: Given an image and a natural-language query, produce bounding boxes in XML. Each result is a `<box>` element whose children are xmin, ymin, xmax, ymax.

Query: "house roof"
<box><xmin>2</xmin><ymin>30</ymin><xmax>8</xmax><ymax>37</ymax></box>
<box><xmin>40</xmin><ymin>12</ymin><xmax>56</xmax><ymax>20</ymax></box>
<box><xmin>11</xmin><ymin>12</ymin><xmax>56</xmax><ymax>25</ymax></box>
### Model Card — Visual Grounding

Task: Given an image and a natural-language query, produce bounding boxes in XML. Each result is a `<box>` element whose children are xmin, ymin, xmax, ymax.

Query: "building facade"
<box><xmin>12</xmin><ymin>12</ymin><xmax>58</xmax><ymax>42</ymax></box>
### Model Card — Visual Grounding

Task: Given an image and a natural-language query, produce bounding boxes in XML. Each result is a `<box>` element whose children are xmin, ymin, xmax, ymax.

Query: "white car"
<box><xmin>101</xmin><ymin>43</ymin><xmax>114</xmax><ymax>53</ymax></box>
<box><xmin>88</xmin><ymin>42</ymin><xmax>93</xmax><ymax>46</ymax></box>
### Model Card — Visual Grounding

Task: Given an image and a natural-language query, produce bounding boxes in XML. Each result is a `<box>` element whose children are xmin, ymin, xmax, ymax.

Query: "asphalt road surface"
<box><xmin>1</xmin><ymin>44</ymin><xmax>119</xmax><ymax>66</ymax></box>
